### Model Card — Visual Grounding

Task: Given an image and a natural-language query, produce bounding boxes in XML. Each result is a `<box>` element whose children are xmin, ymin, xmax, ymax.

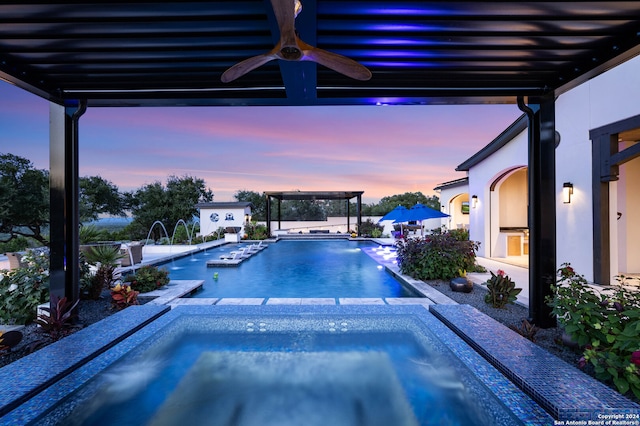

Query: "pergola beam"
<box><xmin>264</xmin><ymin>191</ymin><xmax>364</xmax><ymax>236</ymax></box>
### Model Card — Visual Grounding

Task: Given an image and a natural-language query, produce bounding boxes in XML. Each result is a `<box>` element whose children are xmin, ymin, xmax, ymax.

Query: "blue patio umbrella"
<box><xmin>393</xmin><ymin>203</ymin><xmax>449</xmax><ymax>235</ymax></box>
<box><xmin>378</xmin><ymin>205</ymin><xmax>409</xmax><ymax>236</ymax></box>
<box><xmin>378</xmin><ymin>205</ymin><xmax>409</xmax><ymax>222</ymax></box>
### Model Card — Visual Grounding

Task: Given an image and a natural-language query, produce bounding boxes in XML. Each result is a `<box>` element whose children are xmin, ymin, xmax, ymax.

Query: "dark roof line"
<box><xmin>456</xmin><ymin>114</ymin><xmax>527</xmax><ymax>171</ymax></box>
<box><xmin>195</xmin><ymin>202</ymin><xmax>252</xmax><ymax>208</ymax></box>
<box><xmin>433</xmin><ymin>177</ymin><xmax>469</xmax><ymax>191</ymax></box>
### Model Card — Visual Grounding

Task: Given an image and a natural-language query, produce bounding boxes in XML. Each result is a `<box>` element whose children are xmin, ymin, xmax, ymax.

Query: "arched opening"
<box><xmin>489</xmin><ymin>166</ymin><xmax>528</xmax><ymax>265</ymax></box>
<box><xmin>448</xmin><ymin>193</ymin><xmax>470</xmax><ymax>230</ymax></box>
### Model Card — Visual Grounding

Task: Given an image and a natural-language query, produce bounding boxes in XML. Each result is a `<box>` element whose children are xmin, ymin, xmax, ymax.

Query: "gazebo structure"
<box><xmin>264</xmin><ymin>191</ymin><xmax>364</xmax><ymax>236</ymax></box>
<box><xmin>2</xmin><ymin>2</ymin><xmax>640</xmax><ymax>327</ymax></box>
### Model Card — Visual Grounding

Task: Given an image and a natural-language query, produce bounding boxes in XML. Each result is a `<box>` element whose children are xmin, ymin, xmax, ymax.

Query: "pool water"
<box><xmin>41</xmin><ymin>309</ymin><xmax>526</xmax><ymax>425</ymax></box>
<box><xmin>164</xmin><ymin>240</ymin><xmax>416</xmax><ymax>298</ymax></box>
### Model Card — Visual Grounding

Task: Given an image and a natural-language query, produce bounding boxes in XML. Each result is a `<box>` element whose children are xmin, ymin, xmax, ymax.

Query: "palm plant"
<box><xmin>83</xmin><ymin>244</ymin><xmax>123</xmax><ymax>299</ymax></box>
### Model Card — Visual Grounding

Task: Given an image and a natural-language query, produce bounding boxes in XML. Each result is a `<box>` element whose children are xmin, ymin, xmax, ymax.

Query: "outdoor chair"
<box><xmin>5</xmin><ymin>252</ymin><xmax>28</xmax><ymax>270</ymax></box>
<box><xmin>120</xmin><ymin>243</ymin><xmax>144</xmax><ymax>267</ymax></box>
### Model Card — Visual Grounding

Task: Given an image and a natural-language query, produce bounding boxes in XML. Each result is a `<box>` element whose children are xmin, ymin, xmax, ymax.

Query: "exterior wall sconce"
<box><xmin>471</xmin><ymin>195</ymin><xmax>478</xmax><ymax>208</ymax></box>
<box><xmin>563</xmin><ymin>182</ymin><xmax>573</xmax><ymax>204</ymax></box>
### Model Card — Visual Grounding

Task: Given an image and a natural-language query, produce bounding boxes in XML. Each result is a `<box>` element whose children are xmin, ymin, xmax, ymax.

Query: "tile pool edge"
<box><xmin>1</xmin><ymin>305</ymin><xmax>553</xmax><ymax>425</ymax></box>
<box><xmin>430</xmin><ymin>303</ymin><xmax>640</xmax><ymax>421</ymax></box>
<box><xmin>0</xmin><ymin>304</ymin><xmax>170</xmax><ymax>419</ymax></box>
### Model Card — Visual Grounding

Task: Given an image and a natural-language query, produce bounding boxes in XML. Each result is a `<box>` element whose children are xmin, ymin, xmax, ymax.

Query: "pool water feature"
<box><xmin>26</xmin><ymin>306</ymin><xmax>551</xmax><ymax>425</ymax></box>
<box><xmin>164</xmin><ymin>240</ymin><xmax>417</xmax><ymax>298</ymax></box>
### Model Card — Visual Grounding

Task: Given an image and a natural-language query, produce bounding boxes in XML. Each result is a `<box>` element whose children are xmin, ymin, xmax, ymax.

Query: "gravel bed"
<box><xmin>424</xmin><ymin>279</ymin><xmax>581</xmax><ymax>363</ymax></box>
<box><xmin>0</xmin><ymin>297</ymin><xmax>113</xmax><ymax>369</ymax></box>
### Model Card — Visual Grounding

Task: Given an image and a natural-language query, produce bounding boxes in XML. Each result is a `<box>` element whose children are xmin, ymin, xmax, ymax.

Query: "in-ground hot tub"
<box><xmin>2</xmin><ymin>305</ymin><xmax>552</xmax><ymax>425</ymax></box>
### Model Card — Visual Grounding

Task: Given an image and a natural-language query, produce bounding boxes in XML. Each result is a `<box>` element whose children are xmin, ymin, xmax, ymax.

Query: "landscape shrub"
<box><xmin>110</xmin><ymin>283</ymin><xmax>139</xmax><ymax>310</ymax></box>
<box><xmin>358</xmin><ymin>219</ymin><xmax>384</xmax><ymax>238</ymax></box>
<box><xmin>124</xmin><ymin>265</ymin><xmax>170</xmax><ymax>293</ymax></box>
<box><xmin>484</xmin><ymin>269</ymin><xmax>522</xmax><ymax>308</ymax></box>
<box><xmin>547</xmin><ymin>263</ymin><xmax>640</xmax><ymax>399</ymax></box>
<box><xmin>243</xmin><ymin>222</ymin><xmax>268</xmax><ymax>240</ymax></box>
<box><xmin>83</xmin><ymin>244</ymin><xmax>123</xmax><ymax>300</ymax></box>
<box><xmin>0</xmin><ymin>236</ymin><xmax>33</xmax><ymax>254</ymax></box>
<box><xmin>395</xmin><ymin>230</ymin><xmax>479</xmax><ymax>280</ymax></box>
<box><xmin>171</xmin><ymin>222</ymin><xmax>198</xmax><ymax>244</ymax></box>
<box><xmin>0</xmin><ymin>249</ymin><xmax>50</xmax><ymax>324</ymax></box>
<box><xmin>34</xmin><ymin>295</ymin><xmax>79</xmax><ymax>341</ymax></box>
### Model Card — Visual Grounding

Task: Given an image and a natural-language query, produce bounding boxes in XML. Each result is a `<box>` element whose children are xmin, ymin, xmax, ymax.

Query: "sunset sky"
<box><xmin>0</xmin><ymin>80</ymin><xmax>522</xmax><ymax>204</ymax></box>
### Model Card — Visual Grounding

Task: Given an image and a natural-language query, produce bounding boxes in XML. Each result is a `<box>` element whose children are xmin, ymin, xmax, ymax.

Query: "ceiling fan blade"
<box><xmin>301</xmin><ymin>43</ymin><xmax>372</xmax><ymax>81</ymax></box>
<box><xmin>221</xmin><ymin>0</ymin><xmax>371</xmax><ymax>82</ymax></box>
<box><xmin>270</xmin><ymin>0</ymin><xmax>296</xmax><ymax>37</ymax></box>
<box><xmin>221</xmin><ymin>52</ymin><xmax>278</xmax><ymax>83</ymax></box>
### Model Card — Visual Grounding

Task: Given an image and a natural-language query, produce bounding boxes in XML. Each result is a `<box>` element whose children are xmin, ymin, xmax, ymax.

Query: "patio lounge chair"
<box><xmin>252</xmin><ymin>241</ymin><xmax>268</xmax><ymax>250</ymax></box>
<box><xmin>120</xmin><ymin>243</ymin><xmax>144</xmax><ymax>267</ymax></box>
<box><xmin>5</xmin><ymin>252</ymin><xmax>28</xmax><ymax>270</ymax></box>
<box><xmin>246</xmin><ymin>243</ymin><xmax>267</xmax><ymax>253</ymax></box>
<box><xmin>219</xmin><ymin>249</ymin><xmax>250</xmax><ymax>260</ymax></box>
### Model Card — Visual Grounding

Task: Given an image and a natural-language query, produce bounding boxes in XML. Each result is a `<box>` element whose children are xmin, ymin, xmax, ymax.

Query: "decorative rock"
<box><xmin>449</xmin><ymin>277</ymin><xmax>474</xmax><ymax>293</ymax></box>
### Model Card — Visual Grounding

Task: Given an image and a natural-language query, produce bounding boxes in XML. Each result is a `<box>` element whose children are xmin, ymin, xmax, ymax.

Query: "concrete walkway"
<box><xmin>469</xmin><ymin>257</ymin><xmax>530</xmax><ymax>307</ymax></box>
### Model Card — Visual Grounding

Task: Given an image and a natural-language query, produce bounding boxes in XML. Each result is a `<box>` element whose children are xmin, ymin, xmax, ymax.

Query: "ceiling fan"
<box><xmin>221</xmin><ymin>0</ymin><xmax>372</xmax><ymax>83</ymax></box>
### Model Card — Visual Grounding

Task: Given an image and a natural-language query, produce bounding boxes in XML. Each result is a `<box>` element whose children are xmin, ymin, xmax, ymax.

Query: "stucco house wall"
<box><xmin>434</xmin><ymin>178</ymin><xmax>469</xmax><ymax>230</ymax></box>
<box><xmin>460</xmin><ymin>53</ymin><xmax>640</xmax><ymax>281</ymax></box>
<box><xmin>467</xmin><ymin>129</ymin><xmax>528</xmax><ymax>258</ymax></box>
<box><xmin>555</xmin><ymin>53</ymin><xmax>640</xmax><ymax>282</ymax></box>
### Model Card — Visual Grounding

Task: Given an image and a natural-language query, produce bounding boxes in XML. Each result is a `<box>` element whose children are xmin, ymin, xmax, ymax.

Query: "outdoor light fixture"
<box><xmin>471</xmin><ymin>195</ymin><xmax>478</xmax><ymax>208</ymax></box>
<box><xmin>563</xmin><ymin>182</ymin><xmax>573</xmax><ymax>204</ymax></box>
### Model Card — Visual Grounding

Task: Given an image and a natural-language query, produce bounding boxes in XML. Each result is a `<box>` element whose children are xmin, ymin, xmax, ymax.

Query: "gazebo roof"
<box><xmin>264</xmin><ymin>191</ymin><xmax>364</xmax><ymax>201</ymax></box>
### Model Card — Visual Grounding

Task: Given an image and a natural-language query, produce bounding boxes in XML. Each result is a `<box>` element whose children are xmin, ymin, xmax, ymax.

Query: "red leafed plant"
<box><xmin>110</xmin><ymin>283</ymin><xmax>139</xmax><ymax>310</ymax></box>
<box><xmin>34</xmin><ymin>295</ymin><xmax>80</xmax><ymax>341</ymax></box>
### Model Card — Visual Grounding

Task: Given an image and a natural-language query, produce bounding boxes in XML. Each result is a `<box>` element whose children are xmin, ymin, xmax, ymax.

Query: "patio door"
<box><xmin>591</xmin><ymin>117</ymin><xmax>640</xmax><ymax>284</ymax></box>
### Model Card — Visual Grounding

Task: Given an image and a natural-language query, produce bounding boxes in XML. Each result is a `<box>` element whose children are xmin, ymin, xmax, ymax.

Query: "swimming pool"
<box><xmin>18</xmin><ymin>306</ymin><xmax>551</xmax><ymax>425</ymax></box>
<box><xmin>163</xmin><ymin>240</ymin><xmax>417</xmax><ymax>298</ymax></box>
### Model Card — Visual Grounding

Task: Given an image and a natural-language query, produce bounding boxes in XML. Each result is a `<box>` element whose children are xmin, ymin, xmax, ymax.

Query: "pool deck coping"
<box><xmin>430</xmin><ymin>303</ymin><xmax>640</xmax><ymax>420</ymax></box>
<box><xmin>0</xmin><ymin>304</ymin><xmax>170</xmax><ymax>418</ymax></box>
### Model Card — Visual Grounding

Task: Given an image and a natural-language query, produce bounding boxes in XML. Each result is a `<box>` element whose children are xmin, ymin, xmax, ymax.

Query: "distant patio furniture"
<box><xmin>5</xmin><ymin>252</ymin><xmax>28</xmax><ymax>270</ymax></box>
<box><xmin>220</xmin><ymin>250</ymin><xmax>249</xmax><ymax>261</ymax></box>
<box><xmin>120</xmin><ymin>243</ymin><xmax>144</xmax><ymax>267</ymax></box>
<box><xmin>310</xmin><ymin>229</ymin><xmax>329</xmax><ymax>234</ymax></box>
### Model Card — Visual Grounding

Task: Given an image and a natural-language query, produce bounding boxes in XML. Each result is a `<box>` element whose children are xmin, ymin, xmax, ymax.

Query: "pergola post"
<box><xmin>347</xmin><ymin>201</ymin><xmax>350</xmax><ymax>233</ymax></box>
<box><xmin>518</xmin><ymin>95</ymin><xmax>556</xmax><ymax>328</ymax></box>
<box><xmin>49</xmin><ymin>100</ymin><xmax>86</xmax><ymax>308</ymax></box>
<box><xmin>356</xmin><ymin>193</ymin><xmax>362</xmax><ymax>236</ymax></box>
<box><xmin>266</xmin><ymin>193</ymin><xmax>271</xmax><ymax>236</ymax></box>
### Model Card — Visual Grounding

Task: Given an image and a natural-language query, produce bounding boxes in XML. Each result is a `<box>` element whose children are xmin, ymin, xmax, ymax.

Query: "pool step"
<box><xmin>162</xmin><ymin>297</ymin><xmax>436</xmax><ymax>306</ymax></box>
<box><xmin>143</xmin><ymin>280</ymin><xmax>204</xmax><ymax>305</ymax></box>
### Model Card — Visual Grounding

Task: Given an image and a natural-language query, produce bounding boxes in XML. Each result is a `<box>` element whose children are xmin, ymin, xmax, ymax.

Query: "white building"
<box><xmin>433</xmin><ymin>177</ymin><xmax>470</xmax><ymax>231</ymax></box>
<box><xmin>196</xmin><ymin>202</ymin><xmax>253</xmax><ymax>239</ymax></box>
<box><xmin>453</xmin><ymin>54</ymin><xmax>640</xmax><ymax>285</ymax></box>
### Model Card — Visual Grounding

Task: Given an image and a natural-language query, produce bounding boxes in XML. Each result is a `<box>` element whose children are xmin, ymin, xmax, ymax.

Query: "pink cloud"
<box><xmin>3</xmin><ymin>81</ymin><xmax>522</xmax><ymax>203</ymax></box>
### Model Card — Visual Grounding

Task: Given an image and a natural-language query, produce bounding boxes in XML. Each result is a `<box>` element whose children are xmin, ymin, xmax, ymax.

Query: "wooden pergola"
<box><xmin>264</xmin><ymin>191</ymin><xmax>364</xmax><ymax>236</ymax></box>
